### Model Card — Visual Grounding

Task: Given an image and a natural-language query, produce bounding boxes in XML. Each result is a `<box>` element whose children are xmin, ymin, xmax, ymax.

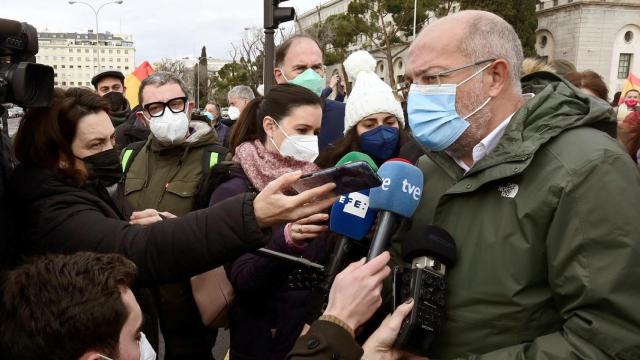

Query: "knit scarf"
<box><xmin>233</xmin><ymin>140</ymin><xmax>320</xmax><ymax>191</ymax></box>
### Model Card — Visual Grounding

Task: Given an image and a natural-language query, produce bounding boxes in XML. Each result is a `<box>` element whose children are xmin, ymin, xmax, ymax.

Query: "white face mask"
<box><xmin>269</xmin><ymin>120</ymin><xmax>319</xmax><ymax>162</ymax></box>
<box><xmin>149</xmin><ymin>106</ymin><xmax>189</xmax><ymax>144</ymax></box>
<box><xmin>227</xmin><ymin>106</ymin><xmax>241</xmax><ymax>121</ymax></box>
<box><xmin>98</xmin><ymin>332</ymin><xmax>157</xmax><ymax>360</ymax></box>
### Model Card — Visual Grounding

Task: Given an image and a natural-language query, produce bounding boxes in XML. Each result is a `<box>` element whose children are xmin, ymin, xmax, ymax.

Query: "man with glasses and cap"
<box><xmin>120</xmin><ymin>71</ymin><xmax>226</xmax><ymax>359</ymax></box>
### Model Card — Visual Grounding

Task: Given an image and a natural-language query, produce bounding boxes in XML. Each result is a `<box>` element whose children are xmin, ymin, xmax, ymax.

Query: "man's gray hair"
<box><xmin>138</xmin><ymin>71</ymin><xmax>192</xmax><ymax>106</ymax></box>
<box><xmin>458</xmin><ymin>11</ymin><xmax>524</xmax><ymax>93</ymax></box>
<box><xmin>228</xmin><ymin>85</ymin><xmax>255</xmax><ymax>101</ymax></box>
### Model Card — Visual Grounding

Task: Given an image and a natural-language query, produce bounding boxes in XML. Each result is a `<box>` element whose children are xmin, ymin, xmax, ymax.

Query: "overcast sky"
<box><xmin>1</xmin><ymin>0</ymin><xmax>318</xmax><ymax>65</ymax></box>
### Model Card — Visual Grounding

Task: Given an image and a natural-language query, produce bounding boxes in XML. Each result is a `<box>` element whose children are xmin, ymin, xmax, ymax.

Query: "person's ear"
<box><xmin>263</xmin><ymin>116</ymin><xmax>277</xmax><ymax>138</ymax></box>
<box><xmin>487</xmin><ymin>59</ymin><xmax>509</xmax><ymax>98</ymax></box>
<box><xmin>274</xmin><ymin>67</ymin><xmax>286</xmax><ymax>84</ymax></box>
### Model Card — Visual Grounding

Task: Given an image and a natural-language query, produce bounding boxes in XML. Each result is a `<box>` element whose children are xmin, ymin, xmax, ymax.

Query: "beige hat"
<box><xmin>343</xmin><ymin>50</ymin><xmax>405</xmax><ymax>133</ymax></box>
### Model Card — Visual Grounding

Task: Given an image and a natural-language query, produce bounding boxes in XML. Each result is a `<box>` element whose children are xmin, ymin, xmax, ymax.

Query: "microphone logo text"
<box><xmin>380</xmin><ymin>178</ymin><xmax>422</xmax><ymax>201</ymax></box>
<box><xmin>339</xmin><ymin>192</ymin><xmax>369</xmax><ymax>218</ymax></box>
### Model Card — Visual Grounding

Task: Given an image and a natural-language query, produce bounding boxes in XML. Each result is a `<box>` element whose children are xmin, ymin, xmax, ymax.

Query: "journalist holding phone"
<box><xmin>207</xmin><ymin>84</ymin><xmax>333</xmax><ymax>359</ymax></box>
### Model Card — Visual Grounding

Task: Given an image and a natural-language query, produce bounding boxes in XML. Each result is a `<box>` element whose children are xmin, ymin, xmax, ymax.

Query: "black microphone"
<box><xmin>393</xmin><ymin>225</ymin><xmax>457</xmax><ymax>355</ymax></box>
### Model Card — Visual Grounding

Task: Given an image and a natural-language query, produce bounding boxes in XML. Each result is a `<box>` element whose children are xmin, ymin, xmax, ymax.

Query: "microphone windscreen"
<box><xmin>369</xmin><ymin>160</ymin><xmax>423</xmax><ymax>217</ymax></box>
<box><xmin>401</xmin><ymin>225</ymin><xmax>457</xmax><ymax>266</ymax></box>
<box><xmin>336</xmin><ymin>151</ymin><xmax>379</xmax><ymax>171</ymax></box>
<box><xmin>330</xmin><ymin>189</ymin><xmax>377</xmax><ymax>240</ymax></box>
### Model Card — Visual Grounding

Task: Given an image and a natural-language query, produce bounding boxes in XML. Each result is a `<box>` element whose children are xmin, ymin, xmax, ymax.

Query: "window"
<box><xmin>77</xmin><ymin>49</ymin><xmax>81</xmax><ymax>53</ymax></box>
<box><xmin>69</xmin><ymin>65</ymin><xmax>73</xmax><ymax>69</ymax></box>
<box><xmin>85</xmin><ymin>49</ymin><xmax>89</xmax><ymax>53</ymax></box>
<box><xmin>86</xmin><ymin>57</ymin><xmax>90</xmax><ymax>61</ymax></box>
<box><xmin>61</xmin><ymin>65</ymin><xmax>65</xmax><ymax>68</ymax></box>
<box><xmin>54</xmin><ymin>81</ymin><xmax>58</xmax><ymax>86</ymax></box>
<box><xmin>101</xmin><ymin>49</ymin><xmax>105</xmax><ymax>53</ymax></box>
<box><xmin>109</xmin><ymin>49</ymin><xmax>113</xmax><ymax>54</ymax></box>
<box><xmin>109</xmin><ymin>58</ymin><xmax>113</xmax><ymax>62</ymax></box>
<box><xmin>86</xmin><ymin>82</ymin><xmax>90</xmax><ymax>86</ymax></box>
<box><xmin>68</xmin><ymin>48</ymin><xmax>73</xmax><ymax>53</ymax></box>
<box><xmin>618</xmin><ymin>53</ymin><xmax>632</xmax><ymax>79</ymax></box>
<box><xmin>70</xmin><ymin>81</ymin><xmax>75</xmax><ymax>85</ymax></box>
<box><xmin>125</xmin><ymin>50</ymin><xmax>129</xmax><ymax>54</ymax></box>
<box><xmin>117</xmin><ymin>58</ymin><xmax>121</xmax><ymax>62</ymax></box>
<box><xmin>624</xmin><ymin>31</ymin><xmax>634</xmax><ymax>43</ymax></box>
<box><xmin>125</xmin><ymin>66</ymin><xmax>129</xmax><ymax>70</ymax></box>
<box><xmin>62</xmin><ymin>82</ymin><xmax>66</xmax><ymax>86</ymax></box>
<box><xmin>540</xmin><ymin>35</ymin><xmax>548</xmax><ymax>48</ymax></box>
<box><xmin>117</xmin><ymin>50</ymin><xmax>121</xmax><ymax>54</ymax></box>
<box><xmin>553</xmin><ymin>0</ymin><xmax>558</xmax><ymax>6</ymax></box>
<box><xmin>53</xmin><ymin>64</ymin><xmax>57</xmax><ymax>69</ymax></box>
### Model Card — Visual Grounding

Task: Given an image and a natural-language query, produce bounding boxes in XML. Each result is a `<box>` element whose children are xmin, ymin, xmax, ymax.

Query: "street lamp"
<box><xmin>68</xmin><ymin>0</ymin><xmax>124</xmax><ymax>75</ymax></box>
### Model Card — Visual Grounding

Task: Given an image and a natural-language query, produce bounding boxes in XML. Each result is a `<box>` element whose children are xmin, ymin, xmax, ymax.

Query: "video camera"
<box><xmin>0</xmin><ymin>18</ymin><xmax>54</xmax><ymax>107</ymax></box>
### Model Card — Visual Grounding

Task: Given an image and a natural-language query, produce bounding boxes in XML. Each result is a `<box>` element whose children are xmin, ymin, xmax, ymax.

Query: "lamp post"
<box><xmin>68</xmin><ymin>0</ymin><xmax>124</xmax><ymax>75</ymax></box>
<box><xmin>413</xmin><ymin>0</ymin><xmax>418</xmax><ymax>39</ymax></box>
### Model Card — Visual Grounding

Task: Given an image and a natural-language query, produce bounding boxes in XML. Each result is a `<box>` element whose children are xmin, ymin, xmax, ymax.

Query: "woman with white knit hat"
<box><xmin>316</xmin><ymin>50</ymin><xmax>409</xmax><ymax>167</ymax></box>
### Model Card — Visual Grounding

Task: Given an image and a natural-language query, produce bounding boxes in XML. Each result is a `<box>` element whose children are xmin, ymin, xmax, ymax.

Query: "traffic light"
<box><xmin>264</xmin><ymin>0</ymin><xmax>295</xmax><ymax>29</ymax></box>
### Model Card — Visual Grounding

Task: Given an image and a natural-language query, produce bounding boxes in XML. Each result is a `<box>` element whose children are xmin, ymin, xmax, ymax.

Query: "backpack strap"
<box><xmin>120</xmin><ymin>140</ymin><xmax>146</xmax><ymax>173</ymax></box>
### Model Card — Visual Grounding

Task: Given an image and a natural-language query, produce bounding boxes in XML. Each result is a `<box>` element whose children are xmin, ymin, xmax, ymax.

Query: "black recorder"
<box><xmin>393</xmin><ymin>225</ymin><xmax>457</xmax><ymax>356</ymax></box>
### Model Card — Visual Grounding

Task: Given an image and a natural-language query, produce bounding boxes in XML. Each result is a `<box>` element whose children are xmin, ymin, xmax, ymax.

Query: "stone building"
<box><xmin>36</xmin><ymin>30</ymin><xmax>135</xmax><ymax>88</ymax></box>
<box><xmin>536</xmin><ymin>0</ymin><xmax>640</xmax><ymax>96</ymax></box>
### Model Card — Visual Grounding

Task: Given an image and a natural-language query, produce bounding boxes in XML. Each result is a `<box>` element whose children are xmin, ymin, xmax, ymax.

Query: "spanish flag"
<box><xmin>619</xmin><ymin>72</ymin><xmax>640</xmax><ymax>104</ymax></box>
<box><xmin>125</xmin><ymin>61</ymin><xmax>155</xmax><ymax>108</ymax></box>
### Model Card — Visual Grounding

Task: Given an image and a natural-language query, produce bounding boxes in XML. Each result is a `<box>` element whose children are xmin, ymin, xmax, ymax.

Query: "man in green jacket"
<box><xmin>403</xmin><ymin>10</ymin><xmax>640</xmax><ymax>359</ymax></box>
<box><xmin>123</xmin><ymin>71</ymin><xmax>224</xmax><ymax>359</ymax></box>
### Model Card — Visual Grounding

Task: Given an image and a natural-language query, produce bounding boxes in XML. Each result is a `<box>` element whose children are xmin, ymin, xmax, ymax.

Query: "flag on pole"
<box><xmin>619</xmin><ymin>72</ymin><xmax>640</xmax><ymax>104</ymax></box>
<box><xmin>125</xmin><ymin>61</ymin><xmax>155</xmax><ymax>108</ymax></box>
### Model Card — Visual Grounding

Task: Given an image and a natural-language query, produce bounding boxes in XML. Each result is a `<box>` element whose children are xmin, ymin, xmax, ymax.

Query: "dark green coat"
<box><xmin>405</xmin><ymin>73</ymin><xmax>640</xmax><ymax>359</ymax></box>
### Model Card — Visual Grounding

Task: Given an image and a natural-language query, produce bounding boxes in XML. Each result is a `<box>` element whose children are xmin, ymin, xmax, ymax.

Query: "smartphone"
<box><xmin>287</xmin><ymin>161</ymin><xmax>381</xmax><ymax>196</ymax></box>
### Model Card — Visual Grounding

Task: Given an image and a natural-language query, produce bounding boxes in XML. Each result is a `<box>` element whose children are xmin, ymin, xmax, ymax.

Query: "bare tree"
<box><xmin>155</xmin><ymin>57</ymin><xmax>188</xmax><ymax>82</ymax></box>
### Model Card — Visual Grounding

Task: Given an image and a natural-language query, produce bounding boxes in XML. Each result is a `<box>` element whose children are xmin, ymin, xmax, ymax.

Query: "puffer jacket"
<box><xmin>402</xmin><ymin>72</ymin><xmax>640</xmax><ymax>359</ymax></box>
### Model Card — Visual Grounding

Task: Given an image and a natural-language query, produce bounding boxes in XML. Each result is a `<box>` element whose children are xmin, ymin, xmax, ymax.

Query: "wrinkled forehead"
<box><xmin>408</xmin><ymin>22</ymin><xmax>468</xmax><ymax>77</ymax></box>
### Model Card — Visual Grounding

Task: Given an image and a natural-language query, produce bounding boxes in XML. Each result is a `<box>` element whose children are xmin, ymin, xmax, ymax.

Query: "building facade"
<box><xmin>536</xmin><ymin>0</ymin><xmax>640</xmax><ymax>96</ymax></box>
<box><xmin>36</xmin><ymin>30</ymin><xmax>135</xmax><ymax>88</ymax></box>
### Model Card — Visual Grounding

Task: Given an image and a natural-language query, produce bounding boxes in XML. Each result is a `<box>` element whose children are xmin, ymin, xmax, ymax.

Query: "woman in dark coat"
<box><xmin>7</xmin><ymin>87</ymin><xmax>335</xmax><ymax>349</ymax></box>
<box><xmin>208</xmin><ymin>84</ymin><xmax>330</xmax><ymax>359</ymax></box>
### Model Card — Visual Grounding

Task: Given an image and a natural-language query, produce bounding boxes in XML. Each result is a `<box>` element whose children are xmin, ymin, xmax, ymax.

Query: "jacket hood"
<box><xmin>470</xmin><ymin>71</ymin><xmax>616</xmax><ymax>173</ymax></box>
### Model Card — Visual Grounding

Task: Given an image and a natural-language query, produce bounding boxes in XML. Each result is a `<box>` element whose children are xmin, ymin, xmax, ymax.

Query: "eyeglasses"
<box><xmin>142</xmin><ymin>96</ymin><xmax>188</xmax><ymax>118</ymax></box>
<box><xmin>416</xmin><ymin>59</ymin><xmax>496</xmax><ymax>85</ymax></box>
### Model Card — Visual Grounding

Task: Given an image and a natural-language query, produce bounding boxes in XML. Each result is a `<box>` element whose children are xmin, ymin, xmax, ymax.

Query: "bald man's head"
<box><xmin>409</xmin><ymin>10</ymin><xmax>523</xmax><ymax>92</ymax></box>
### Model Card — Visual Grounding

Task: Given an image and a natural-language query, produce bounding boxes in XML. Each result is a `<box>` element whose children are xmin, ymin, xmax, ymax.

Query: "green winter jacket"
<box><xmin>407</xmin><ymin>72</ymin><xmax>640</xmax><ymax>359</ymax></box>
<box><xmin>123</xmin><ymin>122</ymin><xmax>218</xmax><ymax>216</ymax></box>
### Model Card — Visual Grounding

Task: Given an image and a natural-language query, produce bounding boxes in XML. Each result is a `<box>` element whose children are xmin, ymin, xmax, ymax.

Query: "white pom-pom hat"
<box><xmin>343</xmin><ymin>50</ymin><xmax>405</xmax><ymax>134</ymax></box>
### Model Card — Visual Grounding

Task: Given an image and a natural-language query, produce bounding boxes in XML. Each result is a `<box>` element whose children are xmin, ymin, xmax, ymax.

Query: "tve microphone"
<box><xmin>367</xmin><ymin>159</ymin><xmax>423</xmax><ymax>261</ymax></box>
<box><xmin>393</xmin><ymin>225</ymin><xmax>457</xmax><ymax>355</ymax></box>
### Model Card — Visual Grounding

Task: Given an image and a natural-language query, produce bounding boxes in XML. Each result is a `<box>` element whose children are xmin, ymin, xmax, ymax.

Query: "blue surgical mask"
<box><xmin>203</xmin><ymin>111</ymin><xmax>214</xmax><ymax>121</ymax></box>
<box><xmin>282</xmin><ymin>68</ymin><xmax>325</xmax><ymax>96</ymax></box>
<box><xmin>358</xmin><ymin>126</ymin><xmax>400</xmax><ymax>161</ymax></box>
<box><xmin>408</xmin><ymin>63</ymin><xmax>493</xmax><ymax>151</ymax></box>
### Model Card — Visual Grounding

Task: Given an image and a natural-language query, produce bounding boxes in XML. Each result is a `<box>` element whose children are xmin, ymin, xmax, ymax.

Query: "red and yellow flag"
<box><xmin>619</xmin><ymin>72</ymin><xmax>640</xmax><ymax>104</ymax></box>
<box><xmin>125</xmin><ymin>61</ymin><xmax>155</xmax><ymax>108</ymax></box>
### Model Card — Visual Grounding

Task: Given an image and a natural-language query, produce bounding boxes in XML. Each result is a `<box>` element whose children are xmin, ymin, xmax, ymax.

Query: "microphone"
<box><xmin>367</xmin><ymin>158</ymin><xmax>423</xmax><ymax>261</ymax></box>
<box><xmin>393</xmin><ymin>225</ymin><xmax>457</xmax><ymax>355</ymax></box>
<box><xmin>323</xmin><ymin>152</ymin><xmax>379</xmax><ymax>285</ymax></box>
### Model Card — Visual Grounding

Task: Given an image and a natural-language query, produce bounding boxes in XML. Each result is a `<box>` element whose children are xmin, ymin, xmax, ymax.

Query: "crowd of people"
<box><xmin>1</xmin><ymin>9</ymin><xmax>639</xmax><ymax>360</ymax></box>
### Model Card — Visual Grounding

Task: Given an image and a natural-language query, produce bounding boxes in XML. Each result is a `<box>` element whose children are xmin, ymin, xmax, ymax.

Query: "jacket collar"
<box><xmin>426</xmin><ymin>71</ymin><xmax>615</xmax><ymax>190</ymax></box>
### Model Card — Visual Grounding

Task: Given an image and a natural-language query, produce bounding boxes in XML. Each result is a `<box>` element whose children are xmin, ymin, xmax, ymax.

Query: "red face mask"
<box><xmin>625</xmin><ymin>98</ymin><xmax>638</xmax><ymax>108</ymax></box>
